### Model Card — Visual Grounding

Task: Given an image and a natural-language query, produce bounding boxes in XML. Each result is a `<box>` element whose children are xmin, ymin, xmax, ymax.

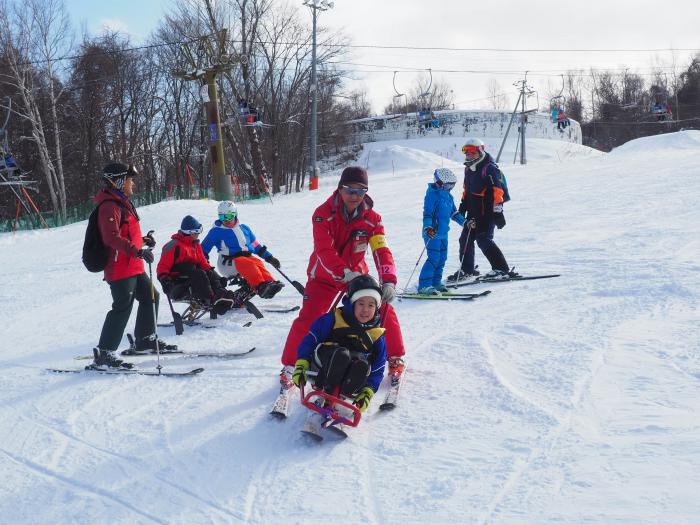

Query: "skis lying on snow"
<box><xmin>48</xmin><ymin>366</ymin><xmax>205</xmax><ymax>377</ymax></box>
<box><xmin>262</xmin><ymin>305</ymin><xmax>300</xmax><ymax>314</ymax></box>
<box><xmin>380</xmin><ymin>366</ymin><xmax>407</xmax><ymax>411</ymax></box>
<box><xmin>447</xmin><ymin>273</ymin><xmax>561</xmax><ymax>289</ymax></box>
<box><xmin>397</xmin><ymin>290</ymin><xmax>491</xmax><ymax>300</ymax></box>
<box><xmin>74</xmin><ymin>347</ymin><xmax>255</xmax><ymax>360</ymax></box>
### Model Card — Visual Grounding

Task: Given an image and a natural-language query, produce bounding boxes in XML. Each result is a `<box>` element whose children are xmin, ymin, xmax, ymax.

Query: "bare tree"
<box><xmin>0</xmin><ymin>0</ymin><xmax>72</xmax><ymax>219</ymax></box>
<box><xmin>486</xmin><ymin>78</ymin><xmax>507</xmax><ymax>110</ymax></box>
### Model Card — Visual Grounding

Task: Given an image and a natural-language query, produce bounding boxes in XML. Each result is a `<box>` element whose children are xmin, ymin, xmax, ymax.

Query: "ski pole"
<box><xmin>457</xmin><ymin>222</ymin><xmax>473</xmax><ymax>277</ymax></box>
<box><xmin>403</xmin><ymin>243</ymin><xmax>427</xmax><ymax>293</ymax></box>
<box><xmin>272</xmin><ymin>266</ymin><xmax>305</xmax><ymax>296</ymax></box>
<box><xmin>147</xmin><ymin>255</ymin><xmax>162</xmax><ymax>374</ymax></box>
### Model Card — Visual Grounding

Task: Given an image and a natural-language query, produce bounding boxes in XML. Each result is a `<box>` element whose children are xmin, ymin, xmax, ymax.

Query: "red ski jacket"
<box><xmin>95</xmin><ymin>189</ymin><xmax>144</xmax><ymax>282</ymax></box>
<box><xmin>306</xmin><ymin>190</ymin><xmax>397</xmax><ymax>288</ymax></box>
<box><xmin>157</xmin><ymin>233</ymin><xmax>212</xmax><ymax>280</ymax></box>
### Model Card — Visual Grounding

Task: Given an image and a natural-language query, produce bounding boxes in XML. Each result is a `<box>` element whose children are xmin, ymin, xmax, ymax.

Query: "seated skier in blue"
<box><xmin>291</xmin><ymin>274</ymin><xmax>387</xmax><ymax>414</ymax></box>
<box><xmin>418</xmin><ymin>168</ymin><xmax>465</xmax><ymax>295</ymax></box>
<box><xmin>200</xmin><ymin>201</ymin><xmax>283</xmax><ymax>299</ymax></box>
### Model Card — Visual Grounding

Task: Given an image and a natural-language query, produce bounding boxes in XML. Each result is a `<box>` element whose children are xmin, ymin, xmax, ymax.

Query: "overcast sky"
<box><xmin>65</xmin><ymin>0</ymin><xmax>700</xmax><ymax>113</ymax></box>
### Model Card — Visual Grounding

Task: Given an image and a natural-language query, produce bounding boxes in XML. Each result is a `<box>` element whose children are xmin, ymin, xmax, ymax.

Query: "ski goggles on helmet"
<box><xmin>341</xmin><ymin>185</ymin><xmax>368</xmax><ymax>196</ymax></box>
<box><xmin>436</xmin><ymin>180</ymin><xmax>456</xmax><ymax>191</ymax></box>
<box><xmin>462</xmin><ymin>144</ymin><xmax>482</xmax><ymax>157</ymax></box>
<box><xmin>181</xmin><ymin>225</ymin><xmax>203</xmax><ymax>235</ymax></box>
<box><xmin>219</xmin><ymin>212</ymin><xmax>237</xmax><ymax>222</ymax></box>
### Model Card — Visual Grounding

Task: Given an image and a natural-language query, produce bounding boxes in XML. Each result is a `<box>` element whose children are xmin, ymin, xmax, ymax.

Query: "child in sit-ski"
<box><xmin>201</xmin><ymin>201</ymin><xmax>284</xmax><ymax>299</ymax></box>
<box><xmin>291</xmin><ymin>274</ymin><xmax>387</xmax><ymax>417</ymax></box>
<box><xmin>418</xmin><ymin>168</ymin><xmax>465</xmax><ymax>295</ymax></box>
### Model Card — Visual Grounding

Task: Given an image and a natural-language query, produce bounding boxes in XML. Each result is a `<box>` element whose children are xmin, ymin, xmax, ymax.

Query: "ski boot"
<box><xmin>435</xmin><ymin>283</ymin><xmax>450</xmax><ymax>293</ymax></box>
<box><xmin>257</xmin><ymin>280</ymin><xmax>285</xmax><ymax>299</ymax></box>
<box><xmin>387</xmin><ymin>356</ymin><xmax>405</xmax><ymax>381</ymax></box>
<box><xmin>446</xmin><ymin>268</ymin><xmax>479</xmax><ymax>283</ymax></box>
<box><xmin>88</xmin><ymin>347</ymin><xmax>134</xmax><ymax>370</ymax></box>
<box><xmin>417</xmin><ymin>285</ymin><xmax>440</xmax><ymax>295</ymax></box>
<box><xmin>135</xmin><ymin>334</ymin><xmax>177</xmax><ymax>351</ymax></box>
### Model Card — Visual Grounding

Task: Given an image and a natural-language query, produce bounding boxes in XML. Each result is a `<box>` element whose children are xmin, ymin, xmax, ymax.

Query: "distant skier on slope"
<box><xmin>292</xmin><ymin>275</ymin><xmax>387</xmax><ymax>421</ymax></box>
<box><xmin>200</xmin><ymin>201</ymin><xmax>284</xmax><ymax>300</ymax></box>
<box><xmin>156</xmin><ymin>215</ymin><xmax>236</xmax><ymax>314</ymax></box>
<box><xmin>278</xmin><ymin>166</ymin><xmax>406</xmax><ymax>396</ymax></box>
<box><xmin>89</xmin><ymin>162</ymin><xmax>172</xmax><ymax>370</ymax></box>
<box><xmin>418</xmin><ymin>167</ymin><xmax>465</xmax><ymax>295</ymax></box>
<box><xmin>447</xmin><ymin>138</ymin><xmax>515</xmax><ymax>283</ymax></box>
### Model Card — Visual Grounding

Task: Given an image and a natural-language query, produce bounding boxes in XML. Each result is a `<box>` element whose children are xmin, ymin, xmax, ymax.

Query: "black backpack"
<box><xmin>82</xmin><ymin>200</ymin><xmax>126</xmax><ymax>272</ymax></box>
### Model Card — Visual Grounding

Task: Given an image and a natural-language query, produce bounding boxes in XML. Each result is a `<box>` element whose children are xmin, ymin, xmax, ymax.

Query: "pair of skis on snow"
<box><xmin>48</xmin><ymin>334</ymin><xmax>257</xmax><ymax>377</ymax></box>
<box><xmin>269</xmin><ymin>366</ymin><xmax>406</xmax><ymax>441</ymax></box>
<box><xmin>397</xmin><ymin>273</ymin><xmax>560</xmax><ymax>300</ymax></box>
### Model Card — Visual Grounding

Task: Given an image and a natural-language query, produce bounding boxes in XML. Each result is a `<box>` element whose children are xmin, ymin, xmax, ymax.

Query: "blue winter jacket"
<box><xmin>296</xmin><ymin>297</ymin><xmax>387</xmax><ymax>393</ymax></box>
<box><xmin>422</xmin><ymin>183</ymin><xmax>465</xmax><ymax>238</ymax></box>
<box><xmin>200</xmin><ymin>220</ymin><xmax>273</xmax><ymax>260</ymax></box>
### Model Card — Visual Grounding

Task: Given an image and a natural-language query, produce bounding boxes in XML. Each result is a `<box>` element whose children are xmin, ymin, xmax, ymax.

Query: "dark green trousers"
<box><xmin>98</xmin><ymin>273</ymin><xmax>159</xmax><ymax>351</ymax></box>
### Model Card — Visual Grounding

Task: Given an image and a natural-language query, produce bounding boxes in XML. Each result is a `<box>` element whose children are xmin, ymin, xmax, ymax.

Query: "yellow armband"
<box><xmin>369</xmin><ymin>234</ymin><xmax>388</xmax><ymax>252</ymax></box>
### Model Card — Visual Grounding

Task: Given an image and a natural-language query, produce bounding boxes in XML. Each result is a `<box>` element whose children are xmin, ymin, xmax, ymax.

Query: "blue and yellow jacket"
<box><xmin>296</xmin><ymin>297</ymin><xmax>387</xmax><ymax>393</ymax></box>
<box><xmin>422</xmin><ymin>183</ymin><xmax>465</xmax><ymax>239</ymax></box>
<box><xmin>200</xmin><ymin>220</ymin><xmax>273</xmax><ymax>260</ymax></box>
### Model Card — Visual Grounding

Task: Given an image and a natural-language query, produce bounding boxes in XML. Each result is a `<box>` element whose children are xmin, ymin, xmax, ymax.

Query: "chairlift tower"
<box><xmin>496</xmin><ymin>74</ymin><xmax>536</xmax><ymax>165</ymax></box>
<box><xmin>173</xmin><ymin>30</ymin><xmax>246</xmax><ymax>201</ymax></box>
<box><xmin>303</xmin><ymin>0</ymin><xmax>333</xmax><ymax>190</ymax></box>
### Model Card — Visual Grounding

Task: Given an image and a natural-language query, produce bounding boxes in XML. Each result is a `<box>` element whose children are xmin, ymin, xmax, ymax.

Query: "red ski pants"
<box><xmin>281</xmin><ymin>278</ymin><xmax>406</xmax><ymax>366</ymax></box>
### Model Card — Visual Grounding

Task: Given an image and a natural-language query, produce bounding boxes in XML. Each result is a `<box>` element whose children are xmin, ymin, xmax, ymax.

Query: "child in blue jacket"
<box><xmin>291</xmin><ymin>274</ymin><xmax>387</xmax><ymax>414</ymax></box>
<box><xmin>418</xmin><ymin>168</ymin><xmax>465</xmax><ymax>294</ymax></box>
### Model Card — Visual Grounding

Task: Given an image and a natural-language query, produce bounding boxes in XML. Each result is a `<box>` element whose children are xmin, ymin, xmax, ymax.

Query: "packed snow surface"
<box><xmin>1</xmin><ymin>131</ymin><xmax>699</xmax><ymax>524</ymax></box>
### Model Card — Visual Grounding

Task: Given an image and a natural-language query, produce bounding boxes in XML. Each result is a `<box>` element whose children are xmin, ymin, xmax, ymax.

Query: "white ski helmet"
<box><xmin>433</xmin><ymin>167</ymin><xmax>457</xmax><ymax>190</ymax></box>
<box><xmin>217</xmin><ymin>200</ymin><xmax>238</xmax><ymax>221</ymax></box>
<box><xmin>462</xmin><ymin>137</ymin><xmax>486</xmax><ymax>167</ymax></box>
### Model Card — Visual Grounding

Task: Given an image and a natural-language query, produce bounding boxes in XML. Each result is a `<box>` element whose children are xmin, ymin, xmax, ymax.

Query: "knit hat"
<box><xmin>338</xmin><ymin>166</ymin><xmax>368</xmax><ymax>188</ymax></box>
<box><xmin>180</xmin><ymin>215</ymin><xmax>203</xmax><ymax>235</ymax></box>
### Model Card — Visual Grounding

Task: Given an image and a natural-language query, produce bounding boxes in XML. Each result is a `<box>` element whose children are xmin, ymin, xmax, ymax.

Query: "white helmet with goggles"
<box><xmin>462</xmin><ymin>137</ymin><xmax>486</xmax><ymax>167</ymax></box>
<box><xmin>217</xmin><ymin>201</ymin><xmax>238</xmax><ymax>222</ymax></box>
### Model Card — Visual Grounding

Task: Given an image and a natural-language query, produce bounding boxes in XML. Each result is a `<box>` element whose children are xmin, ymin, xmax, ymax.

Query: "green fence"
<box><xmin>0</xmin><ymin>185</ymin><xmax>267</xmax><ymax>233</ymax></box>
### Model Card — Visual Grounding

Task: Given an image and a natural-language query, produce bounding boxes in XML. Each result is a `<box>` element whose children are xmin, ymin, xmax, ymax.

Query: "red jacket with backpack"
<box><xmin>95</xmin><ymin>189</ymin><xmax>144</xmax><ymax>282</ymax></box>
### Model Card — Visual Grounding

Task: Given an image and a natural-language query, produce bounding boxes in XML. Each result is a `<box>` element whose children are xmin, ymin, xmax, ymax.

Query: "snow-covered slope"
<box><xmin>1</xmin><ymin>131</ymin><xmax>699</xmax><ymax>524</ymax></box>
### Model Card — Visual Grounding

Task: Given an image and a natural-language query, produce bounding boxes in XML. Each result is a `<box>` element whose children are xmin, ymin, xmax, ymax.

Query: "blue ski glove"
<box><xmin>292</xmin><ymin>358</ymin><xmax>309</xmax><ymax>387</ymax></box>
<box><xmin>354</xmin><ymin>386</ymin><xmax>374</xmax><ymax>413</ymax></box>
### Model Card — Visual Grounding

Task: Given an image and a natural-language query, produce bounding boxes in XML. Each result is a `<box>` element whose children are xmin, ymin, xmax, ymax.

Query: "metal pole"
<box><xmin>310</xmin><ymin>6</ymin><xmax>319</xmax><ymax>185</ymax></box>
<box><xmin>520</xmin><ymin>80</ymin><xmax>527</xmax><ymax>165</ymax></box>
<box><xmin>206</xmin><ymin>71</ymin><xmax>233</xmax><ymax>201</ymax></box>
<box><xmin>496</xmin><ymin>91</ymin><xmax>523</xmax><ymax>163</ymax></box>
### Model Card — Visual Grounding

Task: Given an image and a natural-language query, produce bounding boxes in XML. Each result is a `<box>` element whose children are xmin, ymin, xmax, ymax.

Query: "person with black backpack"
<box><xmin>447</xmin><ymin>138</ymin><xmax>516</xmax><ymax>283</ymax></box>
<box><xmin>87</xmin><ymin>162</ymin><xmax>171</xmax><ymax>370</ymax></box>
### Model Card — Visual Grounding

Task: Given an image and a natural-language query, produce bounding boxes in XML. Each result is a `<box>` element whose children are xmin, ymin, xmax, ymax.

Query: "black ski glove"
<box><xmin>159</xmin><ymin>277</ymin><xmax>173</xmax><ymax>295</ymax></box>
<box><xmin>494</xmin><ymin>212</ymin><xmax>506</xmax><ymax>229</ymax></box>
<box><xmin>136</xmin><ymin>248</ymin><xmax>154</xmax><ymax>264</ymax></box>
<box><xmin>142</xmin><ymin>232</ymin><xmax>156</xmax><ymax>248</ymax></box>
<box><xmin>266</xmin><ymin>256</ymin><xmax>281</xmax><ymax>269</ymax></box>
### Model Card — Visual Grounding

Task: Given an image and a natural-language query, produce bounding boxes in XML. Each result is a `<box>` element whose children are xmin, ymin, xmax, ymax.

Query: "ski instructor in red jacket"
<box><xmin>279</xmin><ymin>166</ymin><xmax>406</xmax><ymax>387</ymax></box>
<box><xmin>91</xmin><ymin>162</ymin><xmax>166</xmax><ymax>370</ymax></box>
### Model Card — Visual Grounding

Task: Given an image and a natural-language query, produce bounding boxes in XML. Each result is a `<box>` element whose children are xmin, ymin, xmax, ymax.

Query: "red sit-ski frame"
<box><xmin>300</xmin><ymin>384</ymin><xmax>362</xmax><ymax>427</ymax></box>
